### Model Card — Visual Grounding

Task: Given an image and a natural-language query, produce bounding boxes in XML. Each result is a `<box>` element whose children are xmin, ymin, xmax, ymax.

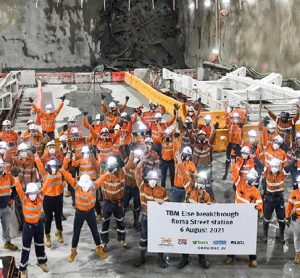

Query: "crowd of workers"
<box><xmin>0</xmin><ymin>93</ymin><xmax>300</xmax><ymax>277</ymax></box>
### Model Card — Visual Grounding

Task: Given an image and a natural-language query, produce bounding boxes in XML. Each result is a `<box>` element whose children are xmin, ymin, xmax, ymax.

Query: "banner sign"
<box><xmin>148</xmin><ymin>202</ymin><xmax>257</xmax><ymax>255</ymax></box>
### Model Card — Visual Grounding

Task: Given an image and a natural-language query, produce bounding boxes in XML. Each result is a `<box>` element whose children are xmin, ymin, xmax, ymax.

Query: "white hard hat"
<box><xmin>273</xmin><ymin>135</ymin><xmax>283</xmax><ymax>144</ymax></box>
<box><xmin>246</xmin><ymin>169</ymin><xmax>259</xmax><ymax>180</ymax></box>
<box><xmin>78</xmin><ymin>174</ymin><xmax>93</xmax><ymax>188</ymax></box>
<box><xmin>269</xmin><ymin>158</ymin><xmax>281</xmax><ymax>167</ymax></box>
<box><xmin>185</xmin><ymin>117</ymin><xmax>193</xmax><ymax>123</ymax></box>
<box><xmin>146</xmin><ymin>170</ymin><xmax>160</xmax><ymax>180</ymax></box>
<box><xmin>145</xmin><ymin>137</ymin><xmax>153</xmax><ymax>144</ymax></box>
<box><xmin>26</xmin><ymin>119</ymin><xmax>34</xmax><ymax>126</ymax></box>
<box><xmin>25</xmin><ymin>183</ymin><xmax>39</xmax><ymax>194</ymax></box>
<box><xmin>248</xmin><ymin>130</ymin><xmax>257</xmax><ymax>137</ymax></box>
<box><xmin>2</xmin><ymin>120</ymin><xmax>11</xmax><ymax>126</ymax></box>
<box><xmin>182</xmin><ymin>146</ymin><xmax>192</xmax><ymax>155</ymax></box>
<box><xmin>154</xmin><ymin>113</ymin><xmax>162</xmax><ymax>119</ymax></box>
<box><xmin>197</xmin><ymin>171</ymin><xmax>207</xmax><ymax>180</ymax></box>
<box><xmin>232</xmin><ymin>112</ymin><xmax>240</xmax><ymax>118</ymax></box>
<box><xmin>241</xmin><ymin>146</ymin><xmax>250</xmax><ymax>154</ymax></box>
<box><xmin>45</xmin><ymin>104</ymin><xmax>53</xmax><ymax>110</ymax></box>
<box><xmin>109</xmin><ymin>102</ymin><xmax>116</xmax><ymax>109</ymax></box>
<box><xmin>68</xmin><ymin>116</ymin><xmax>76</xmax><ymax>122</ymax></box>
<box><xmin>18</xmin><ymin>143</ymin><xmax>28</xmax><ymax>152</ymax></box>
<box><xmin>120</xmin><ymin>112</ymin><xmax>128</xmax><ymax>118</ymax></box>
<box><xmin>29</xmin><ymin>124</ymin><xmax>37</xmax><ymax>130</ymax></box>
<box><xmin>149</xmin><ymin>101</ymin><xmax>156</xmax><ymax>106</ymax></box>
<box><xmin>0</xmin><ymin>159</ymin><xmax>4</xmax><ymax>167</ymax></box>
<box><xmin>59</xmin><ymin>135</ymin><xmax>68</xmax><ymax>142</ymax></box>
<box><xmin>198</xmin><ymin>130</ymin><xmax>206</xmax><ymax>136</ymax></box>
<box><xmin>100</xmin><ymin>127</ymin><xmax>109</xmax><ymax>133</ymax></box>
<box><xmin>70</xmin><ymin>127</ymin><xmax>79</xmax><ymax>134</ymax></box>
<box><xmin>0</xmin><ymin>142</ymin><xmax>7</xmax><ymax>149</ymax></box>
<box><xmin>81</xmin><ymin>146</ymin><xmax>90</xmax><ymax>153</ymax></box>
<box><xmin>114</xmin><ymin>124</ymin><xmax>121</xmax><ymax>130</ymax></box>
<box><xmin>46</xmin><ymin>140</ymin><xmax>56</xmax><ymax>147</ymax></box>
<box><xmin>95</xmin><ymin>114</ymin><xmax>101</xmax><ymax>120</ymax></box>
<box><xmin>267</xmin><ymin>122</ymin><xmax>276</xmax><ymax>129</ymax></box>
<box><xmin>47</xmin><ymin>159</ymin><xmax>57</xmax><ymax>167</ymax></box>
<box><xmin>204</xmin><ymin>115</ymin><xmax>212</xmax><ymax>121</ymax></box>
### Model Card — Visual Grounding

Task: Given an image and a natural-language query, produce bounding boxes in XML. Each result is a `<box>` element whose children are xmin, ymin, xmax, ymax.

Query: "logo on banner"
<box><xmin>213</xmin><ymin>240</ymin><xmax>227</xmax><ymax>245</ymax></box>
<box><xmin>192</xmin><ymin>240</ymin><xmax>209</xmax><ymax>245</ymax></box>
<box><xmin>178</xmin><ymin>238</ymin><xmax>188</xmax><ymax>245</ymax></box>
<box><xmin>160</xmin><ymin>237</ymin><xmax>173</xmax><ymax>246</ymax></box>
<box><xmin>230</xmin><ymin>240</ymin><xmax>245</xmax><ymax>245</ymax></box>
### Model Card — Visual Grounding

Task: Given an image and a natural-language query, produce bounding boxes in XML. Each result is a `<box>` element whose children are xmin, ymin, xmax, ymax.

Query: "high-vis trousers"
<box><xmin>172</xmin><ymin>187</ymin><xmax>186</xmax><ymax>203</ymax></box>
<box><xmin>19</xmin><ymin>221</ymin><xmax>47</xmax><ymax>271</ymax></box>
<box><xmin>263</xmin><ymin>193</ymin><xmax>285</xmax><ymax>236</ymax></box>
<box><xmin>72</xmin><ymin>209</ymin><xmax>101</xmax><ymax>248</ymax></box>
<box><xmin>43</xmin><ymin>195</ymin><xmax>63</xmax><ymax>234</ymax></box>
<box><xmin>101</xmin><ymin>199</ymin><xmax>126</xmax><ymax>243</ymax></box>
<box><xmin>292</xmin><ymin>219</ymin><xmax>300</xmax><ymax>252</ymax></box>
<box><xmin>123</xmin><ymin>186</ymin><xmax>141</xmax><ymax>211</ymax></box>
<box><xmin>161</xmin><ymin>159</ymin><xmax>175</xmax><ymax>188</ymax></box>
<box><xmin>139</xmin><ymin>214</ymin><xmax>148</xmax><ymax>248</ymax></box>
<box><xmin>0</xmin><ymin>207</ymin><xmax>12</xmax><ymax>243</ymax></box>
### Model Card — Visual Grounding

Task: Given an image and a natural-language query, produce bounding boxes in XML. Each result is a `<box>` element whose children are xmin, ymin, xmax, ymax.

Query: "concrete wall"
<box><xmin>181</xmin><ymin>0</ymin><xmax>300</xmax><ymax>79</ymax></box>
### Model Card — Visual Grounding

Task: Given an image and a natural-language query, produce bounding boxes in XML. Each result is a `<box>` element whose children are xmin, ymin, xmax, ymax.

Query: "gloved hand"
<box><xmin>286</xmin><ymin>218</ymin><xmax>291</xmax><ymax>227</ymax></box>
<box><xmin>132</xmin><ymin>131</ymin><xmax>138</xmax><ymax>137</ymax></box>
<box><xmin>83</xmin><ymin>111</ymin><xmax>88</xmax><ymax>116</ymax></box>
<box><xmin>119</xmin><ymin>120</ymin><xmax>124</xmax><ymax>127</ymax></box>
<box><xmin>17</xmin><ymin>131</ymin><xmax>22</xmax><ymax>137</ymax></box>
<box><xmin>12</xmin><ymin>168</ymin><xmax>20</xmax><ymax>177</ymax></box>
<box><xmin>174</xmin><ymin>104</ymin><xmax>180</xmax><ymax>111</ymax></box>
<box><xmin>125</xmin><ymin>96</ymin><xmax>130</xmax><ymax>102</ymax></box>
<box><xmin>213</xmin><ymin>122</ymin><xmax>219</xmax><ymax>129</ymax></box>
<box><xmin>239</xmin><ymin>123</ymin><xmax>244</xmax><ymax>128</ymax></box>
<box><xmin>61</xmin><ymin>95</ymin><xmax>66</xmax><ymax>102</ymax></box>
<box><xmin>29</xmin><ymin>97</ymin><xmax>34</xmax><ymax>103</ymax></box>
<box><xmin>101</xmin><ymin>94</ymin><xmax>106</xmax><ymax>100</ymax></box>
<box><xmin>197</xmin><ymin>98</ymin><xmax>202</xmax><ymax>104</ymax></box>
<box><xmin>286</xmin><ymin>129</ymin><xmax>291</xmax><ymax>134</ymax></box>
<box><xmin>30</xmin><ymin>145</ymin><xmax>36</xmax><ymax>154</ymax></box>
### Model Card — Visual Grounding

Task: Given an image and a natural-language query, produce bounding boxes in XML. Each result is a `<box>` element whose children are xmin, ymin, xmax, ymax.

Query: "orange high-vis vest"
<box><xmin>32</xmin><ymin>103</ymin><xmax>64</xmax><ymax>132</ymax></box>
<box><xmin>15</xmin><ymin>180</ymin><xmax>43</xmax><ymax>224</ymax></box>
<box><xmin>142</xmin><ymin>106</ymin><xmax>166</xmax><ymax>125</ymax></box>
<box><xmin>0</xmin><ymin>130</ymin><xmax>18</xmax><ymax>156</ymax></box>
<box><xmin>243</xmin><ymin>142</ymin><xmax>264</xmax><ymax>160</ymax></box>
<box><xmin>265</xmin><ymin>170</ymin><xmax>286</xmax><ymax>194</ymax></box>
<box><xmin>0</xmin><ymin>172</ymin><xmax>15</xmax><ymax>197</ymax></box>
<box><xmin>286</xmin><ymin>189</ymin><xmax>300</xmax><ymax>219</ymax></box>
<box><xmin>261</xmin><ymin>127</ymin><xmax>278</xmax><ymax>150</ymax></box>
<box><xmin>231</xmin><ymin>157</ymin><xmax>255</xmax><ymax>184</ymax></box>
<box><xmin>12</xmin><ymin>155</ymin><xmax>37</xmax><ymax>186</ymax></box>
<box><xmin>23</xmin><ymin>134</ymin><xmax>45</xmax><ymax>157</ymax></box>
<box><xmin>264</xmin><ymin>144</ymin><xmax>288</xmax><ymax>169</ymax></box>
<box><xmin>235</xmin><ymin>179</ymin><xmax>263</xmax><ymax>213</ymax></box>
<box><xmin>161</xmin><ymin>141</ymin><xmax>176</xmax><ymax>161</ymax></box>
<box><xmin>41</xmin><ymin>152</ymin><xmax>64</xmax><ymax>167</ymax></box>
<box><xmin>174</xmin><ymin>161</ymin><xmax>197</xmax><ymax>188</ymax></box>
<box><xmin>69</xmin><ymin>137</ymin><xmax>86</xmax><ymax>160</ymax></box>
<box><xmin>228</xmin><ymin>123</ymin><xmax>243</xmax><ymax>145</ymax></box>
<box><xmin>185</xmin><ymin>185</ymin><xmax>211</xmax><ymax>203</ymax></box>
<box><xmin>101</xmin><ymin>103</ymin><xmax>126</xmax><ymax>126</ymax></box>
<box><xmin>124</xmin><ymin>158</ymin><xmax>137</xmax><ymax>187</ymax></box>
<box><xmin>193</xmin><ymin>141</ymin><xmax>212</xmax><ymax>167</ymax></box>
<box><xmin>139</xmin><ymin>183</ymin><xmax>169</xmax><ymax>214</ymax></box>
<box><xmin>95</xmin><ymin>169</ymin><xmax>125</xmax><ymax>201</ymax></box>
<box><xmin>67</xmin><ymin>156</ymin><xmax>99</xmax><ymax>180</ymax></box>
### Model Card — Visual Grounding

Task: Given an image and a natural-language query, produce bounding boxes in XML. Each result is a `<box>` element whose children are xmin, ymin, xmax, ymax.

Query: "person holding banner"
<box><xmin>134</xmin><ymin>161</ymin><xmax>169</xmax><ymax>268</ymax></box>
<box><xmin>286</xmin><ymin>175</ymin><xmax>300</xmax><ymax>264</ymax></box>
<box><xmin>177</xmin><ymin>171</ymin><xmax>211</xmax><ymax>269</ymax></box>
<box><xmin>224</xmin><ymin>169</ymin><xmax>263</xmax><ymax>267</ymax></box>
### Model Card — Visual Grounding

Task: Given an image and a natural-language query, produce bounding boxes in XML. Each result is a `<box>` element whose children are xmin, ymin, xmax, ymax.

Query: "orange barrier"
<box><xmin>0</xmin><ymin>73</ymin><xmax>8</xmax><ymax>78</ymax></box>
<box><xmin>214</xmin><ymin>129</ymin><xmax>229</xmax><ymax>152</ymax></box>
<box><xmin>112</xmin><ymin>72</ymin><xmax>125</xmax><ymax>82</ymax></box>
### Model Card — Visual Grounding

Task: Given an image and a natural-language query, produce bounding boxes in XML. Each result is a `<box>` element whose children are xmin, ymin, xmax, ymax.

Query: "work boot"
<box><xmin>223</xmin><ymin>160</ymin><xmax>230</xmax><ymax>180</ymax></box>
<box><xmin>177</xmin><ymin>254</ymin><xmax>189</xmax><ymax>269</ymax></box>
<box><xmin>68</xmin><ymin>248</ymin><xmax>77</xmax><ymax>263</ymax></box>
<box><xmin>65</xmin><ymin>191</ymin><xmax>71</xmax><ymax>198</ymax></box>
<box><xmin>119</xmin><ymin>240</ymin><xmax>128</xmax><ymax>248</ymax></box>
<box><xmin>249</xmin><ymin>260</ymin><xmax>258</xmax><ymax>268</ymax></box>
<box><xmin>133</xmin><ymin>209</ymin><xmax>141</xmax><ymax>231</ymax></box>
<box><xmin>100</xmin><ymin>242</ymin><xmax>108</xmax><ymax>250</ymax></box>
<box><xmin>21</xmin><ymin>271</ymin><xmax>27</xmax><ymax>278</ymax></box>
<box><xmin>157</xmin><ymin>253</ymin><xmax>168</xmax><ymax>268</ymax></box>
<box><xmin>223</xmin><ymin>256</ymin><xmax>234</xmax><ymax>265</ymax></box>
<box><xmin>95</xmin><ymin>245</ymin><xmax>108</xmax><ymax>259</ymax></box>
<box><xmin>4</xmin><ymin>241</ymin><xmax>18</xmax><ymax>251</ymax></box>
<box><xmin>294</xmin><ymin>252</ymin><xmax>300</xmax><ymax>264</ymax></box>
<box><xmin>134</xmin><ymin>249</ymin><xmax>146</xmax><ymax>267</ymax></box>
<box><xmin>45</xmin><ymin>234</ymin><xmax>51</xmax><ymax>248</ymax></box>
<box><xmin>55</xmin><ymin>230</ymin><xmax>64</xmax><ymax>243</ymax></box>
<box><xmin>96</xmin><ymin>214</ymin><xmax>104</xmax><ymax>222</ymax></box>
<box><xmin>198</xmin><ymin>255</ymin><xmax>210</xmax><ymax>269</ymax></box>
<box><xmin>37</xmin><ymin>263</ymin><xmax>49</xmax><ymax>272</ymax></box>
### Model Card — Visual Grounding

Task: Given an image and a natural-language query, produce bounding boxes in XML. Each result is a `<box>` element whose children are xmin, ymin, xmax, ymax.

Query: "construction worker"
<box><xmin>264</xmin><ymin>135</ymin><xmax>288</xmax><ymax>169</ymax></box>
<box><xmin>101</xmin><ymin>95</ymin><xmax>128</xmax><ymax>126</ymax></box>
<box><xmin>259</xmin><ymin>118</ymin><xmax>278</xmax><ymax>150</ymax></box>
<box><xmin>29</xmin><ymin>96</ymin><xmax>65</xmax><ymax>140</ymax></box>
<box><xmin>68</xmin><ymin>127</ymin><xmax>86</xmax><ymax>161</ymax></box>
<box><xmin>0</xmin><ymin>159</ymin><xmax>18</xmax><ymax>251</ymax></box>
<box><xmin>286</xmin><ymin>175</ymin><xmax>300</xmax><ymax>264</ymax></box>
<box><xmin>160</xmin><ymin>129</ymin><xmax>180</xmax><ymax>188</ymax></box>
<box><xmin>173</xmin><ymin>146</ymin><xmax>197</xmax><ymax>202</ymax></box>
<box><xmin>244</xmin><ymin>129</ymin><xmax>263</xmax><ymax>161</ymax></box>
<box><xmin>41</xmin><ymin>140</ymin><xmax>63</xmax><ymax>167</ymax></box>
<box><xmin>0</xmin><ymin>119</ymin><xmax>19</xmax><ymax>156</ymax></box>
<box><xmin>134</xmin><ymin>164</ymin><xmax>169</xmax><ymax>268</ymax></box>
<box><xmin>14</xmin><ymin>175</ymin><xmax>49</xmax><ymax>277</ymax></box>
<box><xmin>224</xmin><ymin>169</ymin><xmax>262</xmax><ymax>267</ymax></box>
<box><xmin>192</xmin><ymin>130</ymin><xmax>214</xmax><ymax>198</ymax></box>
<box><xmin>35</xmin><ymin>156</ymin><xmax>65</xmax><ymax>248</ymax></box>
<box><xmin>22</xmin><ymin>124</ymin><xmax>46</xmax><ymax>157</ymax></box>
<box><xmin>141</xmin><ymin>106</ymin><xmax>177</xmax><ymax>157</ymax></box>
<box><xmin>225</xmin><ymin>101</ymin><xmax>247</xmax><ymax>125</ymax></box>
<box><xmin>21</xmin><ymin>119</ymin><xmax>35</xmax><ymax>139</ymax></box>
<box><xmin>177</xmin><ymin>172</ymin><xmax>211</xmax><ymax>269</ymax></box>
<box><xmin>58</xmin><ymin>171</ymin><xmax>108</xmax><ymax>263</ymax></box>
<box><xmin>141</xmin><ymin>101</ymin><xmax>166</xmax><ymax>126</ymax></box>
<box><xmin>197</xmin><ymin>114</ymin><xmax>218</xmax><ymax>144</ymax></box>
<box><xmin>94</xmin><ymin>157</ymin><xmax>127</xmax><ymax>249</ymax></box>
<box><xmin>179</xmin><ymin>117</ymin><xmax>196</xmax><ymax>149</ymax></box>
<box><xmin>264</xmin><ymin>105</ymin><xmax>300</xmax><ymax>139</ymax></box>
<box><xmin>262</xmin><ymin>158</ymin><xmax>288</xmax><ymax>243</ymax></box>
<box><xmin>112</xmin><ymin>124</ymin><xmax>125</xmax><ymax>166</ymax></box>
<box><xmin>59</xmin><ymin>135</ymin><xmax>69</xmax><ymax>156</ymax></box>
<box><xmin>142</xmin><ymin>137</ymin><xmax>160</xmax><ymax>177</ymax></box>
<box><xmin>0</xmin><ymin>141</ymin><xmax>12</xmax><ymax>172</ymax></box>
<box><xmin>223</xmin><ymin>112</ymin><xmax>243</xmax><ymax>180</ymax></box>
<box><xmin>123</xmin><ymin>150</ymin><xmax>142</xmax><ymax>230</ymax></box>
<box><xmin>60</xmin><ymin>115</ymin><xmax>83</xmax><ymax>140</ymax></box>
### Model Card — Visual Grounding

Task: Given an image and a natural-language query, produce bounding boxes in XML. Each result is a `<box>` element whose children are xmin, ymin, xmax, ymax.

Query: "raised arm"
<box><xmin>60</xmin><ymin>169</ymin><xmax>77</xmax><ymax>188</ymax></box>
<box><xmin>55</xmin><ymin>102</ymin><xmax>64</xmax><ymax>115</ymax></box>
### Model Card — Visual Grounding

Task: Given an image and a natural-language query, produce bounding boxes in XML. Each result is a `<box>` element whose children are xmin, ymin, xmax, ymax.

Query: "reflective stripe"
<box><xmin>76</xmin><ymin>199</ymin><xmax>96</xmax><ymax>206</ymax></box>
<box><xmin>235</xmin><ymin>192</ymin><xmax>250</xmax><ymax>204</ymax></box>
<box><xmin>267</xmin><ymin>188</ymin><xmax>284</xmax><ymax>193</ymax></box>
<box><xmin>24</xmin><ymin>213</ymin><xmax>42</xmax><ymax>219</ymax></box>
<box><xmin>101</xmin><ymin>187</ymin><xmax>123</xmax><ymax>195</ymax></box>
<box><xmin>22</xmin><ymin>246</ymin><xmax>30</xmax><ymax>252</ymax></box>
<box><xmin>23</xmin><ymin>206</ymin><xmax>40</xmax><ymax>212</ymax></box>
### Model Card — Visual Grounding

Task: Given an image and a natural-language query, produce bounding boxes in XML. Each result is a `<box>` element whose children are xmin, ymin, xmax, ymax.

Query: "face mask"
<box><xmin>166</xmin><ymin>136</ymin><xmax>172</xmax><ymax>142</ymax></box>
<box><xmin>101</xmin><ymin>133</ymin><xmax>109</xmax><ymax>140</ymax></box>
<box><xmin>0</xmin><ymin>149</ymin><xmax>5</xmax><ymax>155</ymax></box>
<box><xmin>198</xmin><ymin>137</ymin><xmax>205</xmax><ymax>143</ymax></box>
<box><xmin>182</xmin><ymin>154</ymin><xmax>190</xmax><ymax>161</ymax></box>
<box><xmin>29</xmin><ymin>194</ymin><xmax>37</xmax><ymax>201</ymax></box>
<box><xmin>188</xmin><ymin>111</ymin><xmax>194</xmax><ymax>116</ymax></box>
<box><xmin>268</xmin><ymin>129</ymin><xmax>275</xmax><ymax>134</ymax></box>
<box><xmin>148</xmin><ymin>180</ymin><xmax>157</xmax><ymax>188</ymax></box>
<box><xmin>114</xmin><ymin>129</ymin><xmax>119</xmax><ymax>134</ymax></box>
<box><xmin>5</xmin><ymin>128</ymin><xmax>11</xmax><ymax>133</ymax></box>
<box><xmin>49</xmin><ymin>148</ymin><xmax>55</xmax><ymax>155</ymax></box>
<box><xmin>72</xmin><ymin>135</ymin><xmax>79</xmax><ymax>141</ymax></box>
<box><xmin>195</xmin><ymin>183</ymin><xmax>205</xmax><ymax>189</ymax></box>
<box><xmin>271</xmin><ymin>167</ymin><xmax>279</xmax><ymax>174</ymax></box>
<box><xmin>46</xmin><ymin>109</ymin><xmax>52</xmax><ymax>114</ymax></box>
<box><xmin>242</xmin><ymin>154</ymin><xmax>249</xmax><ymax>160</ymax></box>
<box><xmin>51</xmin><ymin>167</ymin><xmax>57</xmax><ymax>175</ymax></box>
<box><xmin>233</xmin><ymin>118</ymin><xmax>239</xmax><ymax>123</ymax></box>
<box><xmin>83</xmin><ymin>153</ymin><xmax>89</xmax><ymax>160</ymax></box>
<box><xmin>30</xmin><ymin>131</ymin><xmax>37</xmax><ymax>137</ymax></box>
<box><xmin>145</xmin><ymin>144</ymin><xmax>152</xmax><ymax>151</ymax></box>
<box><xmin>20</xmin><ymin>151</ymin><xmax>27</xmax><ymax>159</ymax></box>
<box><xmin>81</xmin><ymin>184</ymin><xmax>92</xmax><ymax>192</ymax></box>
<box><xmin>273</xmin><ymin>143</ymin><xmax>280</xmax><ymax>150</ymax></box>
<box><xmin>133</xmin><ymin>157</ymin><xmax>140</xmax><ymax>164</ymax></box>
<box><xmin>249</xmin><ymin>137</ymin><xmax>256</xmax><ymax>144</ymax></box>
